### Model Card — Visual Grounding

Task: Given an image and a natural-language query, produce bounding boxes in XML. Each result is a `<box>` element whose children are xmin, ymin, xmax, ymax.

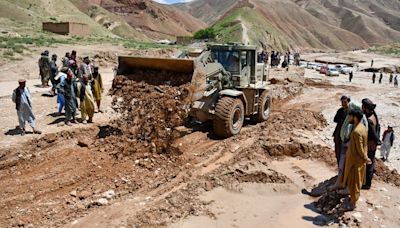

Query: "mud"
<box><xmin>120</xmin><ymin>70</ymin><xmax>193</xmax><ymax>86</ymax></box>
<box><xmin>375</xmin><ymin>160</ymin><xmax>400</xmax><ymax>186</ymax></box>
<box><xmin>109</xmin><ymin>75</ymin><xmax>191</xmax><ymax>155</ymax></box>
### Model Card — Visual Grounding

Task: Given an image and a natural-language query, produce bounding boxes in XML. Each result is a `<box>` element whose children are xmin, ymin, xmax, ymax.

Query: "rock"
<box><xmin>352</xmin><ymin>212</ymin><xmax>362</xmax><ymax>222</ymax></box>
<box><xmin>70</xmin><ymin>190</ymin><xmax>77</xmax><ymax>197</ymax></box>
<box><xmin>204</xmin><ymin>181</ymin><xmax>213</xmax><ymax>191</ymax></box>
<box><xmin>76</xmin><ymin>202</ymin><xmax>86</xmax><ymax>210</ymax></box>
<box><xmin>77</xmin><ymin>139</ymin><xmax>91</xmax><ymax>147</ymax></box>
<box><xmin>379</xmin><ymin>187</ymin><xmax>388</xmax><ymax>192</ymax></box>
<box><xmin>79</xmin><ymin>190</ymin><xmax>92</xmax><ymax>200</ymax></box>
<box><xmin>97</xmin><ymin>198</ymin><xmax>108</xmax><ymax>206</ymax></box>
<box><xmin>103</xmin><ymin>190</ymin><xmax>116</xmax><ymax>199</ymax></box>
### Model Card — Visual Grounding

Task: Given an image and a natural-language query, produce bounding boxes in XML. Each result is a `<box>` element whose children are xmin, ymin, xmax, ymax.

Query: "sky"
<box><xmin>153</xmin><ymin>0</ymin><xmax>193</xmax><ymax>4</ymax></box>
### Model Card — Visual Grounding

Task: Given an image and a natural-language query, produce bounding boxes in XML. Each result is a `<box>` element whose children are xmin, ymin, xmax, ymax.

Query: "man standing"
<box><xmin>372</xmin><ymin>73</ymin><xmax>376</xmax><ymax>84</ymax></box>
<box><xmin>362</xmin><ymin>98</ymin><xmax>380</xmax><ymax>190</ymax></box>
<box><xmin>394</xmin><ymin>76</ymin><xmax>398</xmax><ymax>88</ymax></box>
<box><xmin>62</xmin><ymin>52</ymin><xmax>71</xmax><ymax>67</ymax></box>
<box><xmin>381</xmin><ymin>126</ymin><xmax>395</xmax><ymax>162</ymax></box>
<box><xmin>78</xmin><ymin>75</ymin><xmax>95</xmax><ymax>124</ymax></box>
<box><xmin>50</xmin><ymin>54</ymin><xmax>58</xmax><ymax>95</ymax></box>
<box><xmin>349</xmin><ymin>71</ymin><xmax>353</xmax><ymax>82</ymax></box>
<box><xmin>60</xmin><ymin>70</ymin><xmax>78</xmax><ymax>126</ymax></box>
<box><xmin>55</xmin><ymin>68</ymin><xmax>68</xmax><ymax>115</ymax></box>
<box><xmin>38</xmin><ymin>50</ymin><xmax>51</xmax><ymax>87</ymax></box>
<box><xmin>69</xmin><ymin>50</ymin><xmax>78</xmax><ymax>77</ymax></box>
<box><xmin>371</xmin><ymin>59</ymin><xmax>374</xmax><ymax>67</ymax></box>
<box><xmin>79</xmin><ymin>57</ymin><xmax>93</xmax><ymax>80</ymax></box>
<box><xmin>91</xmin><ymin>66</ymin><xmax>104</xmax><ymax>112</ymax></box>
<box><xmin>12</xmin><ymin>79</ymin><xmax>41</xmax><ymax>135</ymax></box>
<box><xmin>270</xmin><ymin>51</ymin><xmax>275</xmax><ymax>67</ymax></box>
<box><xmin>379</xmin><ymin>72</ymin><xmax>383</xmax><ymax>84</ymax></box>
<box><xmin>389</xmin><ymin>73</ymin><xmax>393</xmax><ymax>84</ymax></box>
<box><xmin>333</xmin><ymin>96</ymin><xmax>350</xmax><ymax>167</ymax></box>
<box><xmin>340</xmin><ymin>107</ymin><xmax>369</xmax><ymax>211</ymax></box>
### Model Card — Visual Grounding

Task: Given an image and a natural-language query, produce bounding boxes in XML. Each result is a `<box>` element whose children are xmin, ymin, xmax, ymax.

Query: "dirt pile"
<box><xmin>108</xmin><ymin>74</ymin><xmax>191</xmax><ymax>155</ymax></box>
<box><xmin>218</xmin><ymin>169</ymin><xmax>290</xmax><ymax>185</ymax></box>
<box><xmin>375</xmin><ymin>160</ymin><xmax>400</xmax><ymax>186</ymax></box>
<box><xmin>93</xmin><ymin>51</ymin><xmax>118</xmax><ymax>67</ymax></box>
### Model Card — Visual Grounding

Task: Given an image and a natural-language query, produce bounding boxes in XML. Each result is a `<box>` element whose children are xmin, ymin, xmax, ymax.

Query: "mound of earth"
<box><xmin>109</xmin><ymin>73</ymin><xmax>191</xmax><ymax>155</ymax></box>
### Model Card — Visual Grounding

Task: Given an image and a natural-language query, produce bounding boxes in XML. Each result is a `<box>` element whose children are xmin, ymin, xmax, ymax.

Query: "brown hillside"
<box><xmin>180</xmin><ymin>0</ymin><xmax>400</xmax><ymax>50</ymax></box>
<box><xmin>254</xmin><ymin>0</ymin><xmax>368</xmax><ymax>50</ymax></box>
<box><xmin>175</xmin><ymin>0</ymin><xmax>237</xmax><ymax>25</ymax></box>
<box><xmin>292</xmin><ymin>0</ymin><xmax>400</xmax><ymax>45</ymax></box>
<box><xmin>98</xmin><ymin>0</ymin><xmax>207</xmax><ymax>39</ymax></box>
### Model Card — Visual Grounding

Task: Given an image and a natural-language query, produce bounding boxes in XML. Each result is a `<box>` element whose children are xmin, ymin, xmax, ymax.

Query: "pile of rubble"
<box><xmin>108</xmin><ymin>73</ymin><xmax>192</xmax><ymax>155</ymax></box>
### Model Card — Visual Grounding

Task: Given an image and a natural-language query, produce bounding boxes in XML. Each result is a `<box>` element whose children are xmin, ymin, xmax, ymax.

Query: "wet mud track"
<box><xmin>1</xmin><ymin>67</ymin><xmax>400</xmax><ymax>227</ymax></box>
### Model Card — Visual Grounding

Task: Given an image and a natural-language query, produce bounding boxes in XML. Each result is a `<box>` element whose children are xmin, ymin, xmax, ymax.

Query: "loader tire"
<box><xmin>253</xmin><ymin>90</ymin><xmax>272</xmax><ymax>123</ymax></box>
<box><xmin>213</xmin><ymin>97</ymin><xmax>244</xmax><ymax>138</ymax></box>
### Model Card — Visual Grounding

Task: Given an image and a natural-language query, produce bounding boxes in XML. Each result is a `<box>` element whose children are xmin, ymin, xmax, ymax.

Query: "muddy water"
<box><xmin>172</xmin><ymin>159</ymin><xmax>336</xmax><ymax>228</ymax></box>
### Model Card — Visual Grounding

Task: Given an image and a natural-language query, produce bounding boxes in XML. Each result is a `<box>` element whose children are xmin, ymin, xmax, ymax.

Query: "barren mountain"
<box><xmin>293</xmin><ymin>0</ymin><xmax>400</xmax><ymax>45</ymax></box>
<box><xmin>0</xmin><ymin>0</ymin><xmax>206</xmax><ymax>41</ymax></box>
<box><xmin>175</xmin><ymin>0</ymin><xmax>237</xmax><ymax>25</ymax></box>
<box><xmin>96</xmin><ymin>0</ymin><xmax>207</xmax><ymax>39</ymax></box>
<box><xmin>178</xmin><ymin>0</ymin><xmax>400</xmax><ymax>50</ymax></box>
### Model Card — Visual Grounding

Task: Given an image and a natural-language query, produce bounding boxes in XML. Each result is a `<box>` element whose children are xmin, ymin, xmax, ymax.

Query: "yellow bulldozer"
<box><xmin>117</xmin><ymin>43</ymin><xmax>272</xmax><ymax>138</ymax></box>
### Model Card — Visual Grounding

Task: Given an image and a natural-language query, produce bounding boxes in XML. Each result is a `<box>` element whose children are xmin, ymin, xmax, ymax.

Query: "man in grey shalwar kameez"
<box><xmin>12</xmin><ymin>79</ymin><xmax>41</xmax><ymax>135</ymax></box>
<box><xmin>59</xmin><ymin>70</ymin><xmax>78</xmax><ymax>126</ymax></box>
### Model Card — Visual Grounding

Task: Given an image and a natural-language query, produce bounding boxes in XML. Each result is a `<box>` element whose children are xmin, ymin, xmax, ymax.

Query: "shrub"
<box><xmin>193</xmin><ymin>27</ymin><xmax>216</xmax><ymax>39</ymax></box>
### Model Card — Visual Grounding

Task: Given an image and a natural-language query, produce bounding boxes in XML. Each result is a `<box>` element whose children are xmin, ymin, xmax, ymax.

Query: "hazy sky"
<box><xmin>153</xmin><ymin>0</ymin><xmax>193</xmax><ymax>4</ymax></box>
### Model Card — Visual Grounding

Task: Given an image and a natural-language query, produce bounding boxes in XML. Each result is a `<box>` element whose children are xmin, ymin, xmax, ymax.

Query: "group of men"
<box><xmin>372</xmin><ymin>72</ymin><xmax>399</xmax><ymax>87</ymax></box>
<box><xmin>12</xmin><ymin>50</ymin><xmax>104</xmax><ymax>135</ymax></box>
<box><xmin>257</xmin><ymin>50</ymin><xmax>300</xmax><ymax>68</ymax></box>
<box><xmin>332</xmin><ymin>96</ymin><xmax>395</xmax><ymax>211</ymax></box>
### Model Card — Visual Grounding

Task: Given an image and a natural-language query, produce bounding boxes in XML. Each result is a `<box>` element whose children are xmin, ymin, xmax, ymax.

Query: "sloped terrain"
<box><xmin>292</xmin><ymin>0</ymin><xmax>400</xmax><ymax>45</ymax></box>
<box><xmin>0</xmin><ymin>0</ymin><xmax>206</xmax><ymax>41</ymax></box>
<box><xmin>70</xmin><ymin>0</ymin><xmax>148</xmax><ymax>40</ymax></box>
<box><xmin>0</xmin><ymin>0</ymin><xmax>115</xmax><ymax>36</ymax></box>
<box><xmin>179</xmin><ymin>0</ymin><xmax>400</xmax><ymax>50</ymax></box>
<box><xmin>175</xmin><ymin>0</ymin><xmax>237</xmax><ymax>25</ymax></box>
<box><xmin>211</xmin><ymin>7</ymin><xmax>290</xmax><ymax>50</ymax></box>
<box><xmin>98</xmin><ymin>0</ymin><xmax>206</xmax><ymax>39</ymax></box>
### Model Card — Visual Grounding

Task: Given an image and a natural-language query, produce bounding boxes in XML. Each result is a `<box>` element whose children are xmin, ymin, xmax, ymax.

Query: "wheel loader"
<box><xmin>117</xmin><ymin>43</ymin><xmax>272</xmax><ymax>138</ymax></box>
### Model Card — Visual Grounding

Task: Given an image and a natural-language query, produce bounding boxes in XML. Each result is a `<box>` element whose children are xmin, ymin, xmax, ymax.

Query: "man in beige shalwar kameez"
<box><xmin>341</xmin><ymin>108</ymin><xmax>370</xmax><ymax>211</ymax></box>
<box><xmin>78</xmin><ymin>75</ymin><xmax>95</xmax><ymax>124</ymax></box>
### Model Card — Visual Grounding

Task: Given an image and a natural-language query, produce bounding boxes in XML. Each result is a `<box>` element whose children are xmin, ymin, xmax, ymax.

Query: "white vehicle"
<box><xmin>327</xmin><ymin>66</ymin><xmax>340</xmax><ymax>76</ymax></box>
<box><xmin>157</xmin><ymin>39</ymin><xmax>174</xmax><ymax>45</ymax></box>
<box><xmin>336</xmin><ymin>64</ymin><xmax>353</xmax><ymax>74</ymax></box>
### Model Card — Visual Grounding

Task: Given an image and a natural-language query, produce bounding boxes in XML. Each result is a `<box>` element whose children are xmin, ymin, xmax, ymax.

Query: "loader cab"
<box><xmin>209</xmin><ymin>44</ymin><xmax>259</xmax><ymax>87</ymax></box>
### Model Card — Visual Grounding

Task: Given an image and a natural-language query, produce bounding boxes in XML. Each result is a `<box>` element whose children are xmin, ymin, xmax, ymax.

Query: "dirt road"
<box><xmin>0</xmin><ymin>49</ymin><xmax>400</xmax><ymax>228</ymax></box>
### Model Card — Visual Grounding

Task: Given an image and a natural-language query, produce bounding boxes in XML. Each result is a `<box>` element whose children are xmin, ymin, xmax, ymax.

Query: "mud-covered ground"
<box><xmin>1</xmin><ymin>49</ymin><xmax>400</xmax><ymax>228</ymax></box>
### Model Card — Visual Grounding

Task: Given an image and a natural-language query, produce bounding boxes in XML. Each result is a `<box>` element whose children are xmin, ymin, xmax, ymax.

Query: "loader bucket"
<box><xmin>117</xmin><ymin>56</ymin><xmax>195</xmax><ymax>86</ymax></box>
<box><xmin>116</xmin><ymin>55</ymin><xmax>207</xmax><ymax>102</ymax></box>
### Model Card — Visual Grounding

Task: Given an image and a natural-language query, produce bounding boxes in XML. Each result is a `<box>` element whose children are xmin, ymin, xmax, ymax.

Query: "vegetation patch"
<box><xmin>368</xmin><ymin>43</ymin><xmax>400</xmax><ymax>56</ymax></box>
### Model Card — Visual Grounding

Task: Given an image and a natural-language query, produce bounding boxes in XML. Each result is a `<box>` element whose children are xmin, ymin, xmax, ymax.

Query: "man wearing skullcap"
<box><xmin>12</xmin><ymin>79</ymin><xmax>41</xmax><ymax>135</ymax></box>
